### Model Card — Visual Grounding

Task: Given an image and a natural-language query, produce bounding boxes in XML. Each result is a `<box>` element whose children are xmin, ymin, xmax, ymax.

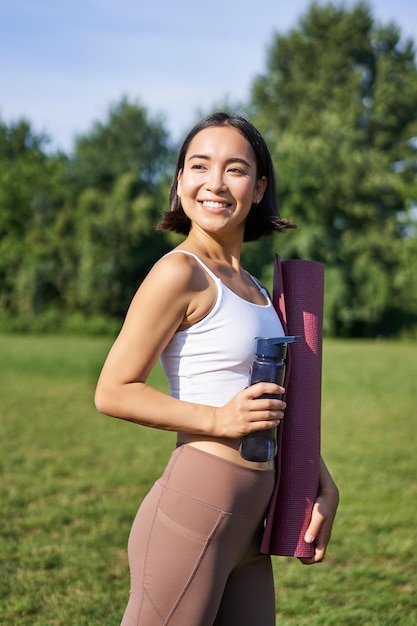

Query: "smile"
<box><xmin>201</xmin><ymin>200</ymin><xmax>230</xmax><ymax>209</ymax></box>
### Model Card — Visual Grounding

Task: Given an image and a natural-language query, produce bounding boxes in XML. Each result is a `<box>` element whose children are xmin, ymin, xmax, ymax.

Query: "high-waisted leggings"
<box><xmin>120</xmin><ymin>444</ymin><xmax>276</xmax><ymax>626</ymax></box>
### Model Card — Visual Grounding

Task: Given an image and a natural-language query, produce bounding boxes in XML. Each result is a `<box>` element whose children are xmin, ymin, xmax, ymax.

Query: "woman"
<box><xmin>95</xmin><ymin>112</ymin><xmax>339</xmax><ymax>625</ymax></box>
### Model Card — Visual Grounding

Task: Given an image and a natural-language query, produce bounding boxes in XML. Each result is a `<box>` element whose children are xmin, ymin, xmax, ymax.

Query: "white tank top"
<box><xmin>159</xmin><ymin>251</ymin><xmax>284</xmax><ymax>407</ymax></box>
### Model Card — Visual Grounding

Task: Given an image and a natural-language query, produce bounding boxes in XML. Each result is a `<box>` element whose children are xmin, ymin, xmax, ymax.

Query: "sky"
<box><xmin>1</xmin><ymin>0</ymin><xmax>417</xmax><ymax>153</ymax></box>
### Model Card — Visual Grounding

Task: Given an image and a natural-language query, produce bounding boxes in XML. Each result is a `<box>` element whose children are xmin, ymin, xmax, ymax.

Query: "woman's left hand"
<box><xmin>298</xmin><ymin>457</ymin><xmax>339</xmax><ymax>565</ymax></box>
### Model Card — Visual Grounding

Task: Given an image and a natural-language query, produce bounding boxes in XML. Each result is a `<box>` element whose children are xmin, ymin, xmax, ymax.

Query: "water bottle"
<box><xmin>240</xmin><ymin>336</ymin><xmax>299</xmax><ymax>462</ymax></box>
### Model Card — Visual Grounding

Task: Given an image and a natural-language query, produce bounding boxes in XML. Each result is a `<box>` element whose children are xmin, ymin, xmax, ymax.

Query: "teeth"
<box><xmin>202</xmin><ymin>201</ymin><xmax>229</xmax><ymax>208</ymax></box>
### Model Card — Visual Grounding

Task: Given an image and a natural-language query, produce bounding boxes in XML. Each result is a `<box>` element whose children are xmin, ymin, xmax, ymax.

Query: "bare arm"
<box><xmin>95</xmin><ymin>253</ymin><xmax>285</xmax><ymax>437</ymax></box>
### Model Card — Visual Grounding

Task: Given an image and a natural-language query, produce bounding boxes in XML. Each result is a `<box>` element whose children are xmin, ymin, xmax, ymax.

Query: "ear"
<box><xmin>176</xmin><ymin>169</ymin><xmax>183</xmax><ymax>198</ymax></box>
<box><xmin>253</xmin><ymin>176</ymin><xmax>267</xmax><ymax>204</ymax></box>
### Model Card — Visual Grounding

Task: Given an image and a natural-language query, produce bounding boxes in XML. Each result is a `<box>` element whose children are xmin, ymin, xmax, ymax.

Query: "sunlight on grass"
<box><xmin>1</xmin><ymin>336</ymin><xmax>416</xmax><ymax>625</ymax></box>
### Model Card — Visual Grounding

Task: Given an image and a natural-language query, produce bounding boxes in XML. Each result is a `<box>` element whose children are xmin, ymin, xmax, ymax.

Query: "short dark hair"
<box><xmin>157</xmin><ymin>112</ymin><xmax>295</xmax><ymax>241</ymax></box>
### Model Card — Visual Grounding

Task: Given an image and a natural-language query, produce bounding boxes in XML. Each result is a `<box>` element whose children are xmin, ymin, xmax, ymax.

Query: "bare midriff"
<box><xmin>176</xmin><ymin>433</ymin><xmax>276</xmax><ymax>470</ymax></box>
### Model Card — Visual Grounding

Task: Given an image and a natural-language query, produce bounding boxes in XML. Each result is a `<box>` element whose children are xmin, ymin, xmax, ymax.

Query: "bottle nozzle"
<box><xmin>255</xmin><ymin>336</ymin><xmax>301</xmax><ymax>357</ymax></box>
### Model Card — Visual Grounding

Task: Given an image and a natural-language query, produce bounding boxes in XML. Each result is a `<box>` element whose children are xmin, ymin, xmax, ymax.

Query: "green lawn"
<box><xmin>1</xmin><ymin>335</ymin><xmax>416</xmax><ymax>625</ymax></box>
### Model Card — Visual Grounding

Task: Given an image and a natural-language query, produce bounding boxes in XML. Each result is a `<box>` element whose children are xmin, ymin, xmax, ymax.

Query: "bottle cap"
<box><xmin>255</xmin><ymin>336</ymin><xmax>300</xmax><ymax>358</ymax></box>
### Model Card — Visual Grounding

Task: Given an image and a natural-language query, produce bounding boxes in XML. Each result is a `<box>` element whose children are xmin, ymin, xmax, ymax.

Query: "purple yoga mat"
<box><xmin>261</xmin><ymin>256</ymin><xmax>324</xmax><ymax>557</ymax></box>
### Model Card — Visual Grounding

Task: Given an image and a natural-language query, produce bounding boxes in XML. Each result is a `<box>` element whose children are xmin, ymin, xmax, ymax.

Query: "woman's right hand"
<box><xmin>211</xmin><ymin>383</ymin><xmax>286</xmax><ymax>439</ymax></box>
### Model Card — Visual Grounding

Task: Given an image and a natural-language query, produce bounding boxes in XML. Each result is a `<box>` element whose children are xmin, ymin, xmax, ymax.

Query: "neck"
<box><xmin>184</xmin><ymin>227</ymin><xmax>244</xmax><ymax>268</ymax></box>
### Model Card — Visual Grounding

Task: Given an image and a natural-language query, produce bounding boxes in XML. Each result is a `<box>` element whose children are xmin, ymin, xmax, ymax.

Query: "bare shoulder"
<box><xmin>115</xmin><ymin>250</ymin><xmax>216</xmax><ymax>351</ymax></box>
<box><xmin>128</xmin><ymin>250</ymin><xmax>209</xmax><ymax>312</ymax></box>
<box><xmin>148</xmin><ymin>251</ymin><xmax>210</xmax><ymax>292</ymax></box>
<box><xmin>120</xmin><ymin>252</ymin><xmax>199</xmax><ymax>338</ymax></box>
<box><xmin>143</xmin><ymin>250</ymin><xmax>215</xmax><ymax>329</ymax></box>
<box><xmin>152</xmin><ymin>251</ymin><xmax>197</xmax><ymax>281</ymax></box>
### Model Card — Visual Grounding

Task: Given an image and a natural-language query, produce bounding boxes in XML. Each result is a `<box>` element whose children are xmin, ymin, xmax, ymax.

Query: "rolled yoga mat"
<box><xmin>261</xmin><ymin>256</ymin><xmax>324</xmax><ymax>557</ymax></box>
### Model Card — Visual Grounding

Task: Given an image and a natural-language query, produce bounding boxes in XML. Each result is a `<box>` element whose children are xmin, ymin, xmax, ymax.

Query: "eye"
<box><xmin>190</xmin><ymin>163</ymin><xmax>206</xmax><ymax>171</ymax></box>
<box><xmin>228</xmin><ymin>166</ymin><xmax>247</xmax><ymax>175</ymax></box>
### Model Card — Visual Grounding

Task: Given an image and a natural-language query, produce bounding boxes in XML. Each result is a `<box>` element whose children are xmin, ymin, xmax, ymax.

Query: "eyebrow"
<box><xmin>187</xmin><ymin>154</ymin><xmax>252</xmax><ymax>168</ymax></box>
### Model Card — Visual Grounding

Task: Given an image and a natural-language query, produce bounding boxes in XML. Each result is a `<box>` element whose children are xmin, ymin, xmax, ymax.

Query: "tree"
<box><xmin>0</xmin><ymin>119</ymin><xmax>67</xmax><ymax>322</ymax></box>
<box><xmin>72</xmin><ymin>174</ymin><xmax>171</xmax><ymax>319</ymax></box>
<box><xmin>0</xmin><ymin>100</ymin><xmax>175</xmax><ymax>331</ymax></box>
<box><xmin>250</xmin><ymin>2</ymin><xmax>417</xmax><ymax>336</ymax></box>
<box><xmin>66</xmin><ymin>98</ymin><xmax>175</xmax><ymax>321</ymax></box>
<box><xmin>70</xmin><ymin>97</ymin><xmax>173</xmax><ymax>193</ymax></box>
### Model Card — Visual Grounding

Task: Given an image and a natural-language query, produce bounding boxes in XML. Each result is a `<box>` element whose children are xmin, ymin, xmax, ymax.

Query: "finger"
<box><xmin>251</xmin><ymin>398</ymin><xmax>286</xmax><ymax>413</ymax></box>
<box><xmin>247</xmin><ymin>382</ymin><xmax>285</xmax><ymax>398</ymax></box>
<box><xmin>304</xmin><ymin>501</ymin><xmax>325</xmax><ymax>545</ymax></box>
<box><xmin>300</xmin><ymin>502</ymin><xmax>333</xmax><ymax>565</ymax></box>
<box><xmin>298</xmin><ymin>544</ymin><xmax>326</xmax><ymax>565</ymax></box>
<box><xmin>248</xmin><ymin>406</ymin><xmax>286</xmax><ymax>427</ymax></box>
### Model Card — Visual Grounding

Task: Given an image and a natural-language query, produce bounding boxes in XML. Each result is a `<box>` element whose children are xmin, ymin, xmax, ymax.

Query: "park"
<box><xmin>1</xmin><ymin>2</ymin><xmax>417</xmax><ymax>624</ymax></box>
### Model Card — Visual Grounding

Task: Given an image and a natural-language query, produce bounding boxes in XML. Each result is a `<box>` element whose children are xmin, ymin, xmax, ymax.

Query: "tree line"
<box><xmin>1</xmin><ymin>2</ymin><xmax>416</xmax><ymax>337</ymax></box>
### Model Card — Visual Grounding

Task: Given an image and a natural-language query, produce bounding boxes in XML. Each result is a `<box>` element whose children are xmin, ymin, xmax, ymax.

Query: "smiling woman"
<box><xmin>176</xmin><ymin>126</ymin><xmax>266</xmax><ymax>238</ymax></box>
<box><xmin>158</xmin><ymin>111</ymin><xmax>295</xmax><ymax>241</ymax></box>
<box><xmin>94</xmin><ymin>112</ymin><xmax>338</xmax><ymax>626</ymax></box>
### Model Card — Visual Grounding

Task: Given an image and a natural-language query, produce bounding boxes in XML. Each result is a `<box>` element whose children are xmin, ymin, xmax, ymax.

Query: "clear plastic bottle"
<box><xmin>240</xmin><ymin>336</ymin><xmax>299</xmax><ymax>462</ymax></box>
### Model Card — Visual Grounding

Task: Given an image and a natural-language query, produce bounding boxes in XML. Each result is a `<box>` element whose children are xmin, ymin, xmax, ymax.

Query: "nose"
<box><xmin>206</xmin><ymin>166</ymin><xmax>227</xmax><ymax>193</ymax></box>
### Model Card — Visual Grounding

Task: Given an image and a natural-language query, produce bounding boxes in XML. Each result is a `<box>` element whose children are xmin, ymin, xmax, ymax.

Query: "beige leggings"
<box><xmin>120</xmin><ymin>444</ymin><xmax>276</xmax><ymax>626</ymax></box>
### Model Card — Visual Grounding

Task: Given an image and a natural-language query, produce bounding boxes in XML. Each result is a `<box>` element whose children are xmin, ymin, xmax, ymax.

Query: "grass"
<box><xmin>1</xmin><ymin>335</ymin><xmax>416</xmax><ymax>625</ymax></box>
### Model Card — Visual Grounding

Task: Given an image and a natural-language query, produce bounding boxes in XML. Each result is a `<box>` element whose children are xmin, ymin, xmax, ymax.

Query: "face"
<box><xmin>177</xmin><ymin>125</ymin><xmax>267</xmax><ymax>238</ymax></box>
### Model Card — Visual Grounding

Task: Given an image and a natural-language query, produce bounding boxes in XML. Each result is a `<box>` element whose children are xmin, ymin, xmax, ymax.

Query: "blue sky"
<box><xmin>1</xmin><ymin>0</ymin><xmax>416</xmax><ymax>152</ymax></box>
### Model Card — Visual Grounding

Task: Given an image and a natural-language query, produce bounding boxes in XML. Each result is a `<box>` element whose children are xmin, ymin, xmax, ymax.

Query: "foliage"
<box><xmin>0</xmin><ymin>99</ymin><xmax>175</xmax><ymax>328</ymax></box>
<box><xmin>69</xmin><ymin>97</ymin><xmax>173</xmax><ymax>193</ymax></box>
<box><xmin>250</xmin><ymin>1</ymin><xmax>417</xmax><ymax>336</ymax></box>
<box><xmin>71</xmin><ymin>175</ymin><xmax>171</xmax><ymax>318</ymax></box>
<box><xmin>0</xmin><ymin>119</ymin><xmax>68</xmax><ymax>319</ymax></box>
<box><xmin>1</xmin><ymin>5</ymin><xmax>417</xmax><ymax>336</ymax></box>
<box><xmin>1</xmin><ymin>335</ymin><xmax>416</xmax><ymax>624</ymax></box>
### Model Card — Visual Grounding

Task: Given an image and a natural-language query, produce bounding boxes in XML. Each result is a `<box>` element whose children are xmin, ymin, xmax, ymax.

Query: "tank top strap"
<box><xmin>165</xmin><ymin>250</ymin><xmax>221</xmax><ymax>283</ymax></box>
<box><xmin>248</xmin><ymin>273</ymin><xmax>271</xmax><ymax>299</ymax></box>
